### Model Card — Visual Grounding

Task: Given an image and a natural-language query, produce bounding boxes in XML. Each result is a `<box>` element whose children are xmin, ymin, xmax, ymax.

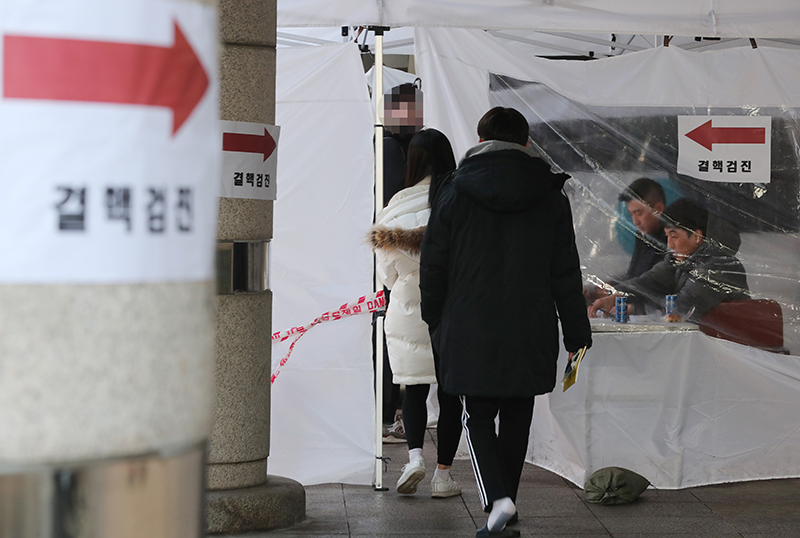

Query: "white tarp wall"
<box><xmin>272</xmin><ymin>42</ymin><xmax>375</xmax><ymax>485</ymax></box>
<box><xmin>278</xmin><ymin>1</ymin><xmax>800</xmax><ymax>38</ymax></box>
<box><xmin>365</xmin><ymin>65</ymin><xmax>419</xmax><ymax>112</ymax></box>
<box><xmin>366</xmin><ymin>65</ymin><xmax>419</xmax><ymax>94</ymax></box>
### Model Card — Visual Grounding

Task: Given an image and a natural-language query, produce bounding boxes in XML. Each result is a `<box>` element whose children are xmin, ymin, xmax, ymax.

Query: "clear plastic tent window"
<box><xmin>489</xmin><ymin>73</ymin><xmax>800</xmax><ymax>354</ymax></box>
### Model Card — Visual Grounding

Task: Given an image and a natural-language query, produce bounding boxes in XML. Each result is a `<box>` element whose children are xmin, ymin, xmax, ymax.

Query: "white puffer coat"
<box><xmin>368</xmin><ymin>178</ymin><xmax>436</xmax><ymax>385</ymax></box>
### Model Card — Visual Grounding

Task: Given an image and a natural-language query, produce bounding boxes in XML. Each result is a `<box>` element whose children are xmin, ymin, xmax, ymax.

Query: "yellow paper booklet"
<box><xmin>562</xmin><ymin>346</ymin><xmax>588</xmax><ymax>392</ymax></box>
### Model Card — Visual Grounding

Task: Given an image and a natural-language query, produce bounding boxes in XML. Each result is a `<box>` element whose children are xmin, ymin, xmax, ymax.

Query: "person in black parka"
<box><xmin>378</xmin><ymin>82</ymin><xmax>424</xmax><ymax>436</ymax></box>
<box><xmin>420</xmin><ymin>107</ymin><xmax>592</xmax><ymax>538</ymax></box>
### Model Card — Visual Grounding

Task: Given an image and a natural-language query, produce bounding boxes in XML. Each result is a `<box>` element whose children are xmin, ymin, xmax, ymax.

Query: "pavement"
<box><xmin>217</xmin><ymin>429</ymin><xmax>800</xmax><ymax>538</ymax></box>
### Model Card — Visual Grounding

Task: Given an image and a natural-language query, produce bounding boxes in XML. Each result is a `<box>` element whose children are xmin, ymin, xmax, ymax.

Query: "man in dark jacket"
<box><xmin>420</xmin><ymin>107</ymin><xmax>592</xmax><ymax>538</ymax></box>
<box><xmin>618</xmin><ymin>177</ymin><xmax>668</xmax><ymax>280</ymax></box>
<box><xmin>382</xmin><ymin>81</ymin><xmax>424</xmax><ymax>205</ymax></box>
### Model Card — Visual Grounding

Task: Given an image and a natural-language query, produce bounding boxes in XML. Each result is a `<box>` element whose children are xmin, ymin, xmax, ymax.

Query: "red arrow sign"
<box><xmin>3</xmin><ymin>21</ymin><xmax>208</xmax><ymax>135</ymax></box>
<box><xmin>685</xmin><ymin>120</ymin><xmax>765</xmax><ymax>151</ymax></box>
<box><xmin>223</xmin><ymin>129</ymin><xmax>277</xmax><ymax>162</ymax></box>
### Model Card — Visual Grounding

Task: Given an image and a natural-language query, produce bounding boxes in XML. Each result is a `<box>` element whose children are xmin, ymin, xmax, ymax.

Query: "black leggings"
<box><xmin>402</xmin><ymin>384</ymin><xmax>463</xmax><ymax>466</ymax></box>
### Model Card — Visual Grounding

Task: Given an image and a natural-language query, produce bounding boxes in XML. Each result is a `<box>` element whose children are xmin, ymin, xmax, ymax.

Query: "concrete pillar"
<box><xmin>205</xmin><ymin>0</ymin><xmax>305</xmax><ymax>533</ymax></box>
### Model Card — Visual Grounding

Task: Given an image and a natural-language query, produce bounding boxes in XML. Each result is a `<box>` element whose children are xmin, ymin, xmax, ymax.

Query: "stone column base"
<box><xmin>0</xmin><ymin>446</ymin><xmax>204</xmax><ymax>538</ymax></box>
<box><xmin>206</xmin><ymin>475</ymin><xmax>305</xmax><ymax>534</ymax></box>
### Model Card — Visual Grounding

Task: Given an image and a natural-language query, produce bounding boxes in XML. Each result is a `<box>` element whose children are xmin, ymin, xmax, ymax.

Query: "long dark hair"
<box><xmin>403</xmin><ymin>129</ymin><xmax>456</xmax><ymax>204</ymax></box>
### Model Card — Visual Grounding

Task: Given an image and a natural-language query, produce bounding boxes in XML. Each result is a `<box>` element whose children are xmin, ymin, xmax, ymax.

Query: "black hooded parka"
<box><xmin>420</xmin><ymin>142</ymin><xmax>592</xmax><ymax>398</ymax></box>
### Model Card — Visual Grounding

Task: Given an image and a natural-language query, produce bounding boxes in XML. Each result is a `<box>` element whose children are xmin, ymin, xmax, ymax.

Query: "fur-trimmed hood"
<box><xmin>368</xmin><ymin>225</ymin><xmax>426</xmax><ymax>254</ymax></box>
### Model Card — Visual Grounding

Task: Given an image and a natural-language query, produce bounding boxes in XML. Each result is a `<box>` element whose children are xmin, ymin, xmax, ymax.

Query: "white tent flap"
<box><xmin>272</xmin><ymin>42</ymin><xmax>375</xmax><ymax>485</ymax></box>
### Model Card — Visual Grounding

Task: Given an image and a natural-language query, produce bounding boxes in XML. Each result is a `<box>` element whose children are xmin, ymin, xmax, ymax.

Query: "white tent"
<box><xmin>272</xmin><ymin>1</ymin><xmax>800</xmax><ymax>487</ymax></box>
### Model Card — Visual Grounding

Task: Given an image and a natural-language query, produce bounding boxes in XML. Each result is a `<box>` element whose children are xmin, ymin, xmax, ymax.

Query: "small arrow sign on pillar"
<box><xmin>685</xmin><ymin>119</ymin><xmax>766</xmax><ymax>151</ymax></box>
<box><xmin>223</xmin><ymin>129</ymin><xmax>277</xmax><ymax>162</ymax></box>
<box><xmin>3</xmin><ymin>21</ymin><xmax>208</xmax><ymax>134</ymax></box>
<box><xmin>220</xmin><ymin>121</ymin><xmax>280</xmax><ymax>200</ymax></box>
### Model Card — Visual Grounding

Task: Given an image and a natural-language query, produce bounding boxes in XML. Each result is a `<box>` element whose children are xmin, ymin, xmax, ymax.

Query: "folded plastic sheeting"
<box><xmin>488</xmin><ymin>73</ymin><xmax>800</xmax><ymax>354</ymax></box>
<box><xmin>530</xmin><ymin>331</ymin><xmax>800</xmax><ymax>489</ymax></box>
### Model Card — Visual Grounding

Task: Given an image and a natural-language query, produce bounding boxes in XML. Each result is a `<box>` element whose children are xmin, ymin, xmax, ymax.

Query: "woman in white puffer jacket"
<box><xmin>369</xmin><ymin>129</ymin><xmax>463</xmax><ymax>498</ymax></box>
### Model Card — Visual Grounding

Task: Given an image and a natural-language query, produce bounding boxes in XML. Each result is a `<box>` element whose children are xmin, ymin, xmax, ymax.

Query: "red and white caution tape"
<box><xmin>271</xmin><ymin>290</ymin><xmax>386</xmax><ymax>384</ymax></box>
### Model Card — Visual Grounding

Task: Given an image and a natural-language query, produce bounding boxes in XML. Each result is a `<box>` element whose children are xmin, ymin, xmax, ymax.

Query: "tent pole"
<box><xmin>373</xmin><ymin>27</ymin><xmax>388</xmax><ymax>492</ymax></box>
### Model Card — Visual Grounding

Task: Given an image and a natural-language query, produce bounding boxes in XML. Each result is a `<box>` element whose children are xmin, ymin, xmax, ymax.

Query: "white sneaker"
<box><xmin>396</xmin><ymin>458</ymin><xmax>426</xmax><ymax>494</ymax></box>
<box><xmin>430</xmin><ymin>475</ymin><xmax>462</xmax><ymax>498</ymax></box>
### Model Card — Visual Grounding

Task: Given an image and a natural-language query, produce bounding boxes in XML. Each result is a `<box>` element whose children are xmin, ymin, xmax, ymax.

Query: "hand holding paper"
<box><xmin>562</xmin><ymin>346</ymin><xmax>588</xmax><ymax>392</ymax></box>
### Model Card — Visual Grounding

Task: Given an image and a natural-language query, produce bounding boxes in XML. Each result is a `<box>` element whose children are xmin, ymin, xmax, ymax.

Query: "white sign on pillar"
<box><xmin>0</xmin><ymin>0</ymin><xmax>219</xmax><ymax>283</ymax></box>
<box><xmin>220</xmin><ymin>121</ymin><xmax>280</xmax><ymax>200</ymax></box>
<box><xmin>677</xmin><ymin>116</ymin><xmax>771</xmax><ymax>183</ymax></box>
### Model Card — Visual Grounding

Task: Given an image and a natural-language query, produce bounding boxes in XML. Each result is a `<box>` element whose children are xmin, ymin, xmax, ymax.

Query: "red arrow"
<box><xmin>685</xmin><ymin>120</ymin><xmax>765</xmax><ymax>151</ymax></box>
<box><xmin>223</xmin><ymin>129</ymin><xmax>276</xmax><ymax>161</ymax></box>
<box><xmin>3</xmin><ymin>21</ymin><xmax>208</xmax><ymax>135</ymax></box>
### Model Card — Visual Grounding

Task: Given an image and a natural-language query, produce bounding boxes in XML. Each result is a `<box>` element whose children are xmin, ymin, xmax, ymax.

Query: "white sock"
<box><xmin>408</xmin><ymin>448</ymin><xmax>423</xmax><ymax>461</ymax></box>
<box><xmin>433</xmin><ymin>467</ymin><xmax>450</xmax><ymax>480</ymax></box>
<box><xmin>487</xmin><ymin>497</ymin><xmax>516</xmax><ymax>531</ymax></box>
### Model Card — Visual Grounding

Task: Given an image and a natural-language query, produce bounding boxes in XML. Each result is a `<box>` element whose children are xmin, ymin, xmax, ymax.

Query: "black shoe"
<box><xmin>475</xmin><ymin>526</ymin><xmax>520</xmax><ymax>538</ymax></box>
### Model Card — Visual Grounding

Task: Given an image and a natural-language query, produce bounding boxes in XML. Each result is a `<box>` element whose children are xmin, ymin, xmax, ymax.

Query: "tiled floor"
<box><xmin>218</xmin><ymin>429</ymin><xmax>800</xmax><ymax>537</ymax></box>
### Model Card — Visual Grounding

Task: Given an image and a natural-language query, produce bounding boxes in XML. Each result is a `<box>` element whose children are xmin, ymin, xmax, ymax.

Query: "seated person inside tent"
<box><xmin>585</xmin><ymin>178</ymin><xmax>668</xmax><ymax>307</ymax></box>
<box><xmin>617</xmin><ymin>178</ymin><xmax>668</xmax><ymax>280</ymax></box>
<box><xmin>588</xmin><ymin>198</ymin><xmax>749</xmax><ymax>322</ymax></box>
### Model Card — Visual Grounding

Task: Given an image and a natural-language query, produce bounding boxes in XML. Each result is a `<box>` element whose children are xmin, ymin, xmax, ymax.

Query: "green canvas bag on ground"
<box><xmin>584</xmin><ymin>467</ymin><xmax>650</xmax><ymax>505</ymax></box>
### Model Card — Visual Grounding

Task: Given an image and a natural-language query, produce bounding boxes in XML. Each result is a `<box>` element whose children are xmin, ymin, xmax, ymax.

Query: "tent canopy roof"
<box><xmin>278</xmin><ymin>0</ymin><xmax>800</xmax><ymax>39</ymax></box>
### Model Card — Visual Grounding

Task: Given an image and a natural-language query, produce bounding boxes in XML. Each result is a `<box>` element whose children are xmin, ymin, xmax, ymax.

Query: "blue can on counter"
<box><xmin>665</xmin><ymin>294</ymin><xmax>677</xmax><ymax>316</ymax></box>
<box><xmin>615</xmin><ymin>296</ymin><xmax>628</xmax><ymax>323</ymax></box>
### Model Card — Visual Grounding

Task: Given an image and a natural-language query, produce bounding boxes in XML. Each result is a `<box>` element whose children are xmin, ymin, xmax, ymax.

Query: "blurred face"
<box><xmin>665</xmin><ymin>227</ymin><xmax>703</xmax><ymax>261</ymax></box>
<box><xmin>384</xmin><ymin>96</ymin><xmax>423</xmax><ymax>135</ymax></box>
<box><xmin>627</xmin><ymin>199</ymin><xmax>664</xmax><ymax>235</ymax></box>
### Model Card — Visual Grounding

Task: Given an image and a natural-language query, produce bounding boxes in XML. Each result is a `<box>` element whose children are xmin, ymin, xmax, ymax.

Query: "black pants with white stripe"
<box><xmin>460</xmin><ymin>395</ymin><xmax>535</xmax><ymax>510</ymax></box>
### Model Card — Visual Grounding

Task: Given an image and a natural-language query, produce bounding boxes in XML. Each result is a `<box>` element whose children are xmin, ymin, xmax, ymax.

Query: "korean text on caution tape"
<box><xmin>271</xmin><ymin>290</ymin><xmax>386</xmax><ymax>384</ymax></box>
